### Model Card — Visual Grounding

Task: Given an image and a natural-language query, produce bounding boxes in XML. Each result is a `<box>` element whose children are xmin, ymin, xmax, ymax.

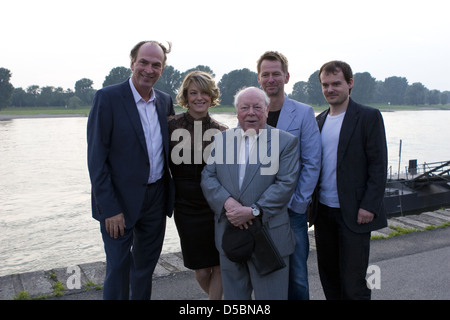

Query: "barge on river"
<box><xmin>384</xmin><ymin>160</ymin><xmax>450</xmax><ymax>215</ymax></box>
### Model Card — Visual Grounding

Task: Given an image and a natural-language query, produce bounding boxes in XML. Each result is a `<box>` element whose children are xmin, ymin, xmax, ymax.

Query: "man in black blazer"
<box><xmin>87</xmin><ymin>41</ymin><xmax>175</xmax><ymax>299</ymax></box>
<box><xmin>309</xmin><ymin>61</ymin><xmax>387</xmax><ymax>299</ymax></box>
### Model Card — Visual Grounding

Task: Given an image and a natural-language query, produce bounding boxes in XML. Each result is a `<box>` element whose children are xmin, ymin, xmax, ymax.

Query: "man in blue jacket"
<box><xmin>257</xmin><ymin>51</ymin><xmax>321</xmax><ymax>300</ymax></box>
<box><xmin>87</xmin><ymin>41</ymin><xmax>175</xmax><ymax>300</ymax></box>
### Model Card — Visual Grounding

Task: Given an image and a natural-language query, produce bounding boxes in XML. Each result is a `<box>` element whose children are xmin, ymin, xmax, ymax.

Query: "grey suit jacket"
<box><xmin>201</xmin><ymin>125</ymin><xmax>299</xmax><ymax>259</ymax></box>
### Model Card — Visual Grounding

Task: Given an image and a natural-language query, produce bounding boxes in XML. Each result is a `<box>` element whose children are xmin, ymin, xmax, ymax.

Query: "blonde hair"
<box><xmin>176</xmin><ymin>71</ymin><xmax>221</xmax><ymax>108</ymax></box>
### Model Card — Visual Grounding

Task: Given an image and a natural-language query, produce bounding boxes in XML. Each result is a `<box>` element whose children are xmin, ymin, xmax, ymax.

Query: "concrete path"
<box><xmin>1</xmin><ymin>208</ymin><xmax>449</xmax><ymax>301</ymax></box>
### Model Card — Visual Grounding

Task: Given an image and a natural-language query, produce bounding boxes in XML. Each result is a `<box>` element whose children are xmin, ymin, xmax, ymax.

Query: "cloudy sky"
<box><xmin>2</xmin><ymin>0</ymin><xmax>449</xmax><ymax>93</ymax></box>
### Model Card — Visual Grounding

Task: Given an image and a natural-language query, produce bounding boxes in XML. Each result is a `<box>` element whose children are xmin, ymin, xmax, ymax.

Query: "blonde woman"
<box><xmin>168</xmin><ymin>71</ymin><xmax>227</xmax><ymax>299</ymax></box>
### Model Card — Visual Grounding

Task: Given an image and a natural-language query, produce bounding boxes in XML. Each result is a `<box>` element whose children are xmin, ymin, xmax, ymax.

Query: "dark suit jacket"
<box><xmin>87</xmin><ymin>80</ymin><xmax>175</xmax><ymax>227</ymax></box>
<box><xmin>309</xmin><ymin>98</ymin><xmax>388</xmax><ymax>233</ymax></box>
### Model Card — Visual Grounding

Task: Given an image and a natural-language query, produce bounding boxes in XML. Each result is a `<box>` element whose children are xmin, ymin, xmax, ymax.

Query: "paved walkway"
<box><xmin>1</xmin><ymin>208</ymin><xmax>449</xmax><ymax>300</ymax></box>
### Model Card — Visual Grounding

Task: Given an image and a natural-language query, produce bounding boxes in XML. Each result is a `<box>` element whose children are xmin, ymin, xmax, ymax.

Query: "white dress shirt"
<box><xmin>238</xmin><ymin>129</ymin><xmax>258</xmax><ymax>189</ymax></box>
<box><xmin>129</xmin><ymin>79</ymin><xmax>164</xmax><ymax>184</ymax></box>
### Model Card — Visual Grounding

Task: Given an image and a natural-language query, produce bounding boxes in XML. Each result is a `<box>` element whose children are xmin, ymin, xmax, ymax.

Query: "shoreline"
<box><xmin>1</xmin><ymin>105</ymin><xmax>449</xmax><ymax>122</ymax></box>
<box><xmin>0</xmin><ymin>113</ymin><xmax>87</xmax><ymax>121</ymax></box>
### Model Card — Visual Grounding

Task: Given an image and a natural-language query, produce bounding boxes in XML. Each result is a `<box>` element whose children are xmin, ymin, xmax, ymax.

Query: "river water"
<box><xmin>0</xmin><ymin>110</ymin><xmax>449</xmax><ymax>276</ymax></box>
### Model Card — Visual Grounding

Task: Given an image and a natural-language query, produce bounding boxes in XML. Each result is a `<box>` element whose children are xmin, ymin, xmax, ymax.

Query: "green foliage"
<box><xmin>288</xmin><ymin>81</ymin><xmax>308</xmax><ymax>102</ymax></box>
<box><xmin>75</xmin><ymin>78</ymin><xmax>96</xmax><ymax>105</ymax></box>
<box><xmin>52</xmin><ymin>281</ymin><xmax>65</xmax><ymax>297</ymax></box>
<box><xmin>0</xmin><ymin>106</ymin><xmax>91</xmax><ymax>115</ymax></box>
<box><xmin>4</xmin><ymin>63</ymin><xmax>450</xmax><ymax>110</ymax></box>
<box><xmin>218</xmin><ymin>68</ymin><xmax>259</xmax><ymax>106</ymax></box>
<box><xmin>383</xmin><ymin>76</ymin><xmax>408</xmax><ymax>105</ymax></box>
<box><xmin>68</xmin><ymin>96</ymin><xmax>83</xmax><ymax>109</ymax></box>
<box><xmin>306</xmin><ymin>70</ymin><xmax>326</xmax><ymax>106</ymax></box>
<box><xmin>440</xmin><ymin>92</ymin><xmax>449</xmax><ymax>105</ymax></box>
<box><xmin>154</xmin><ymin>65</ymin><xmax>182</xmax><ymax>101</ymax></box>
<box><xmin>181</xmin><ymin>65</ymin><xmax>215</xmax><ymax>79</ymax></box>
<box><xmin>352</xmin><ymin>72</ymin><xmax>376</xmax><ymax>104</ymax></box>
<box><xmin>405</xmin><ymin>82</ymin><xmax>427</xmax><ymax>105</ymax></box>
<box><xmin>85</xmin><ymin>280</ymin><xmax>102</xmax><ymax>291</ymax></box>
<box><xmin>103</xmin><ymin>66</ymin><xmax>132</xmax><ymax>88</ymax></box>
<box><xmin>13</xmin><ymin>290</ymin><xmax>31</xmax><ymax>300</ymax></box>
<box><xmin>425</xmin><ymin>221</ymin><xmax>450</xmax><ymax>230</ymax></box>
<box><xmin>0</xmin><ymin>67</ymin><xmax>14</xmax><ymax>110</ymax></box>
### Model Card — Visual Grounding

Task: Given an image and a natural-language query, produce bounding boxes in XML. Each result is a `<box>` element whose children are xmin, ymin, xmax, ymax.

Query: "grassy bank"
<box><xmin>0</xmin><ymin>106</ymin><xmax>91</xmax><ymax>116</ymax></box>
<box><xmin>1</xmin><ymin>103</ymin><xmax>449</xmax><ymax>117</ymax></box>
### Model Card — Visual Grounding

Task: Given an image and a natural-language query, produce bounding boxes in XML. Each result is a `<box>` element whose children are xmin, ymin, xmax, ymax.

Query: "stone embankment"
<box><xmin>1</xmin><ymin>208</ymin><xmax>449</xmax><ymax>300</ymax></box>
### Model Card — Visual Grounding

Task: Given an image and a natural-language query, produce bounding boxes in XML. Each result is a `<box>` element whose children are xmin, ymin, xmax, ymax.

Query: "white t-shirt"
<box><xmin>319</xmin><ymin>112</ymin><xmax>345</xmax><ymax>208</ymax></box>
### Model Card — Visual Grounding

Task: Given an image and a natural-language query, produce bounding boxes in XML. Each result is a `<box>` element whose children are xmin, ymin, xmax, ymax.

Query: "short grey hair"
<box><xmin>233</xmin><ymin>86</ymin><xmax>270</xmax><ymax>110</ymax></box>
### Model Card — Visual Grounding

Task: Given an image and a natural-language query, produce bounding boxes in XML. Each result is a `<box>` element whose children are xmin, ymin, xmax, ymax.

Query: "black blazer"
<box><xmin>310</xmin><ymin>98</ymin><xmax>388</xmax><ymax>233</ymax></box>
<box><xmin>87</xmin><ymin>80</ymin><xmax>175</xmax><ymax>227</ymax></box>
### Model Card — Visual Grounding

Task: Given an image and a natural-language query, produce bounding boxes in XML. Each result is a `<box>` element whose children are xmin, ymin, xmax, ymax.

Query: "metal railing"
<box><xmin>388</xmin><ymin>160</ymin><xmax>450</xmax><ymax>182</ymax></box>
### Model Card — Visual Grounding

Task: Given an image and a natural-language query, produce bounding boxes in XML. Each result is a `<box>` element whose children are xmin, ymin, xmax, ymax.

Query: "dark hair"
<box><xmin>256</xmin><ymin>51</ymin><xmax>289</xmax><ymax>74</ymax></box>
<box><xmin>130</xmin><ymin>41</ymin><xmax>172</xmax><ymax>67</ymax></box>
<box><xmin>318</xmin><ymin>60</ymin><xmax>353</xmax><ymax>93</ymax></box>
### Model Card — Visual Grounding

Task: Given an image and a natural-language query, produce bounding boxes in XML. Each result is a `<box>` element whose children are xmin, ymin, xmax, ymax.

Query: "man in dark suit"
<box><xmin>309</xmin><ymin>61</ymin><xmax>388</xmax><ymax>299</ymax></box>
<box><xmin>87</xmin><ymin>41</ymin><xmax>175</xmax><ymax>300</ymax></box>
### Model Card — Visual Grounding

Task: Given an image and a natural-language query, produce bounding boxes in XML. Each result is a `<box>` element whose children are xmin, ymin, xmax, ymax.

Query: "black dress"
<box><xmin>168</xmin><ymin>112</ymin><xmax>228</xmax><ymax>269</ymax></box>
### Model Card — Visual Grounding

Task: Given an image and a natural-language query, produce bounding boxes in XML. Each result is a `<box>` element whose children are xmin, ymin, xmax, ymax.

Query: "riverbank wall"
<box><xmin>1</xmin><ymin>208</ymin><xmax>450</xmax><ymax>300</ymax></box>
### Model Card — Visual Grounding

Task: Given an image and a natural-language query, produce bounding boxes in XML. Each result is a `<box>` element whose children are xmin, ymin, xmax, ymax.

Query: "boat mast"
<box><xmin>398</xmin><ymin>139</ymin><xmax>402</xmax><ymax>180</ymax></box>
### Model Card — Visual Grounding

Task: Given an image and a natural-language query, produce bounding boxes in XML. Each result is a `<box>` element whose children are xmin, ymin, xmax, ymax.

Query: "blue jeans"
<box><xmin>288</xmin><ymin>209</ymin><xmax>310</xmax><ymax>300</ymax></box>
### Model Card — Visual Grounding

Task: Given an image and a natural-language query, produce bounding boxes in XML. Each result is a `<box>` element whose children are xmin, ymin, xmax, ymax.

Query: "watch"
<box><xmin>251</xmin><ymin>205</ymin><xmax>260</xmax><ymax>217</ymax></box>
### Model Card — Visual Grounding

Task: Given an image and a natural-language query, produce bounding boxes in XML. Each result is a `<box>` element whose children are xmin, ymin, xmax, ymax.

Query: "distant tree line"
<box><xmin>0</xmin><ymin>65</ymin><xmax>449</xmax><ymax>111</ymax></box>
<box><xmin>291</xmin><ymin>71</ymin><xmax>450</xmax><ymax>106</ymax></box>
